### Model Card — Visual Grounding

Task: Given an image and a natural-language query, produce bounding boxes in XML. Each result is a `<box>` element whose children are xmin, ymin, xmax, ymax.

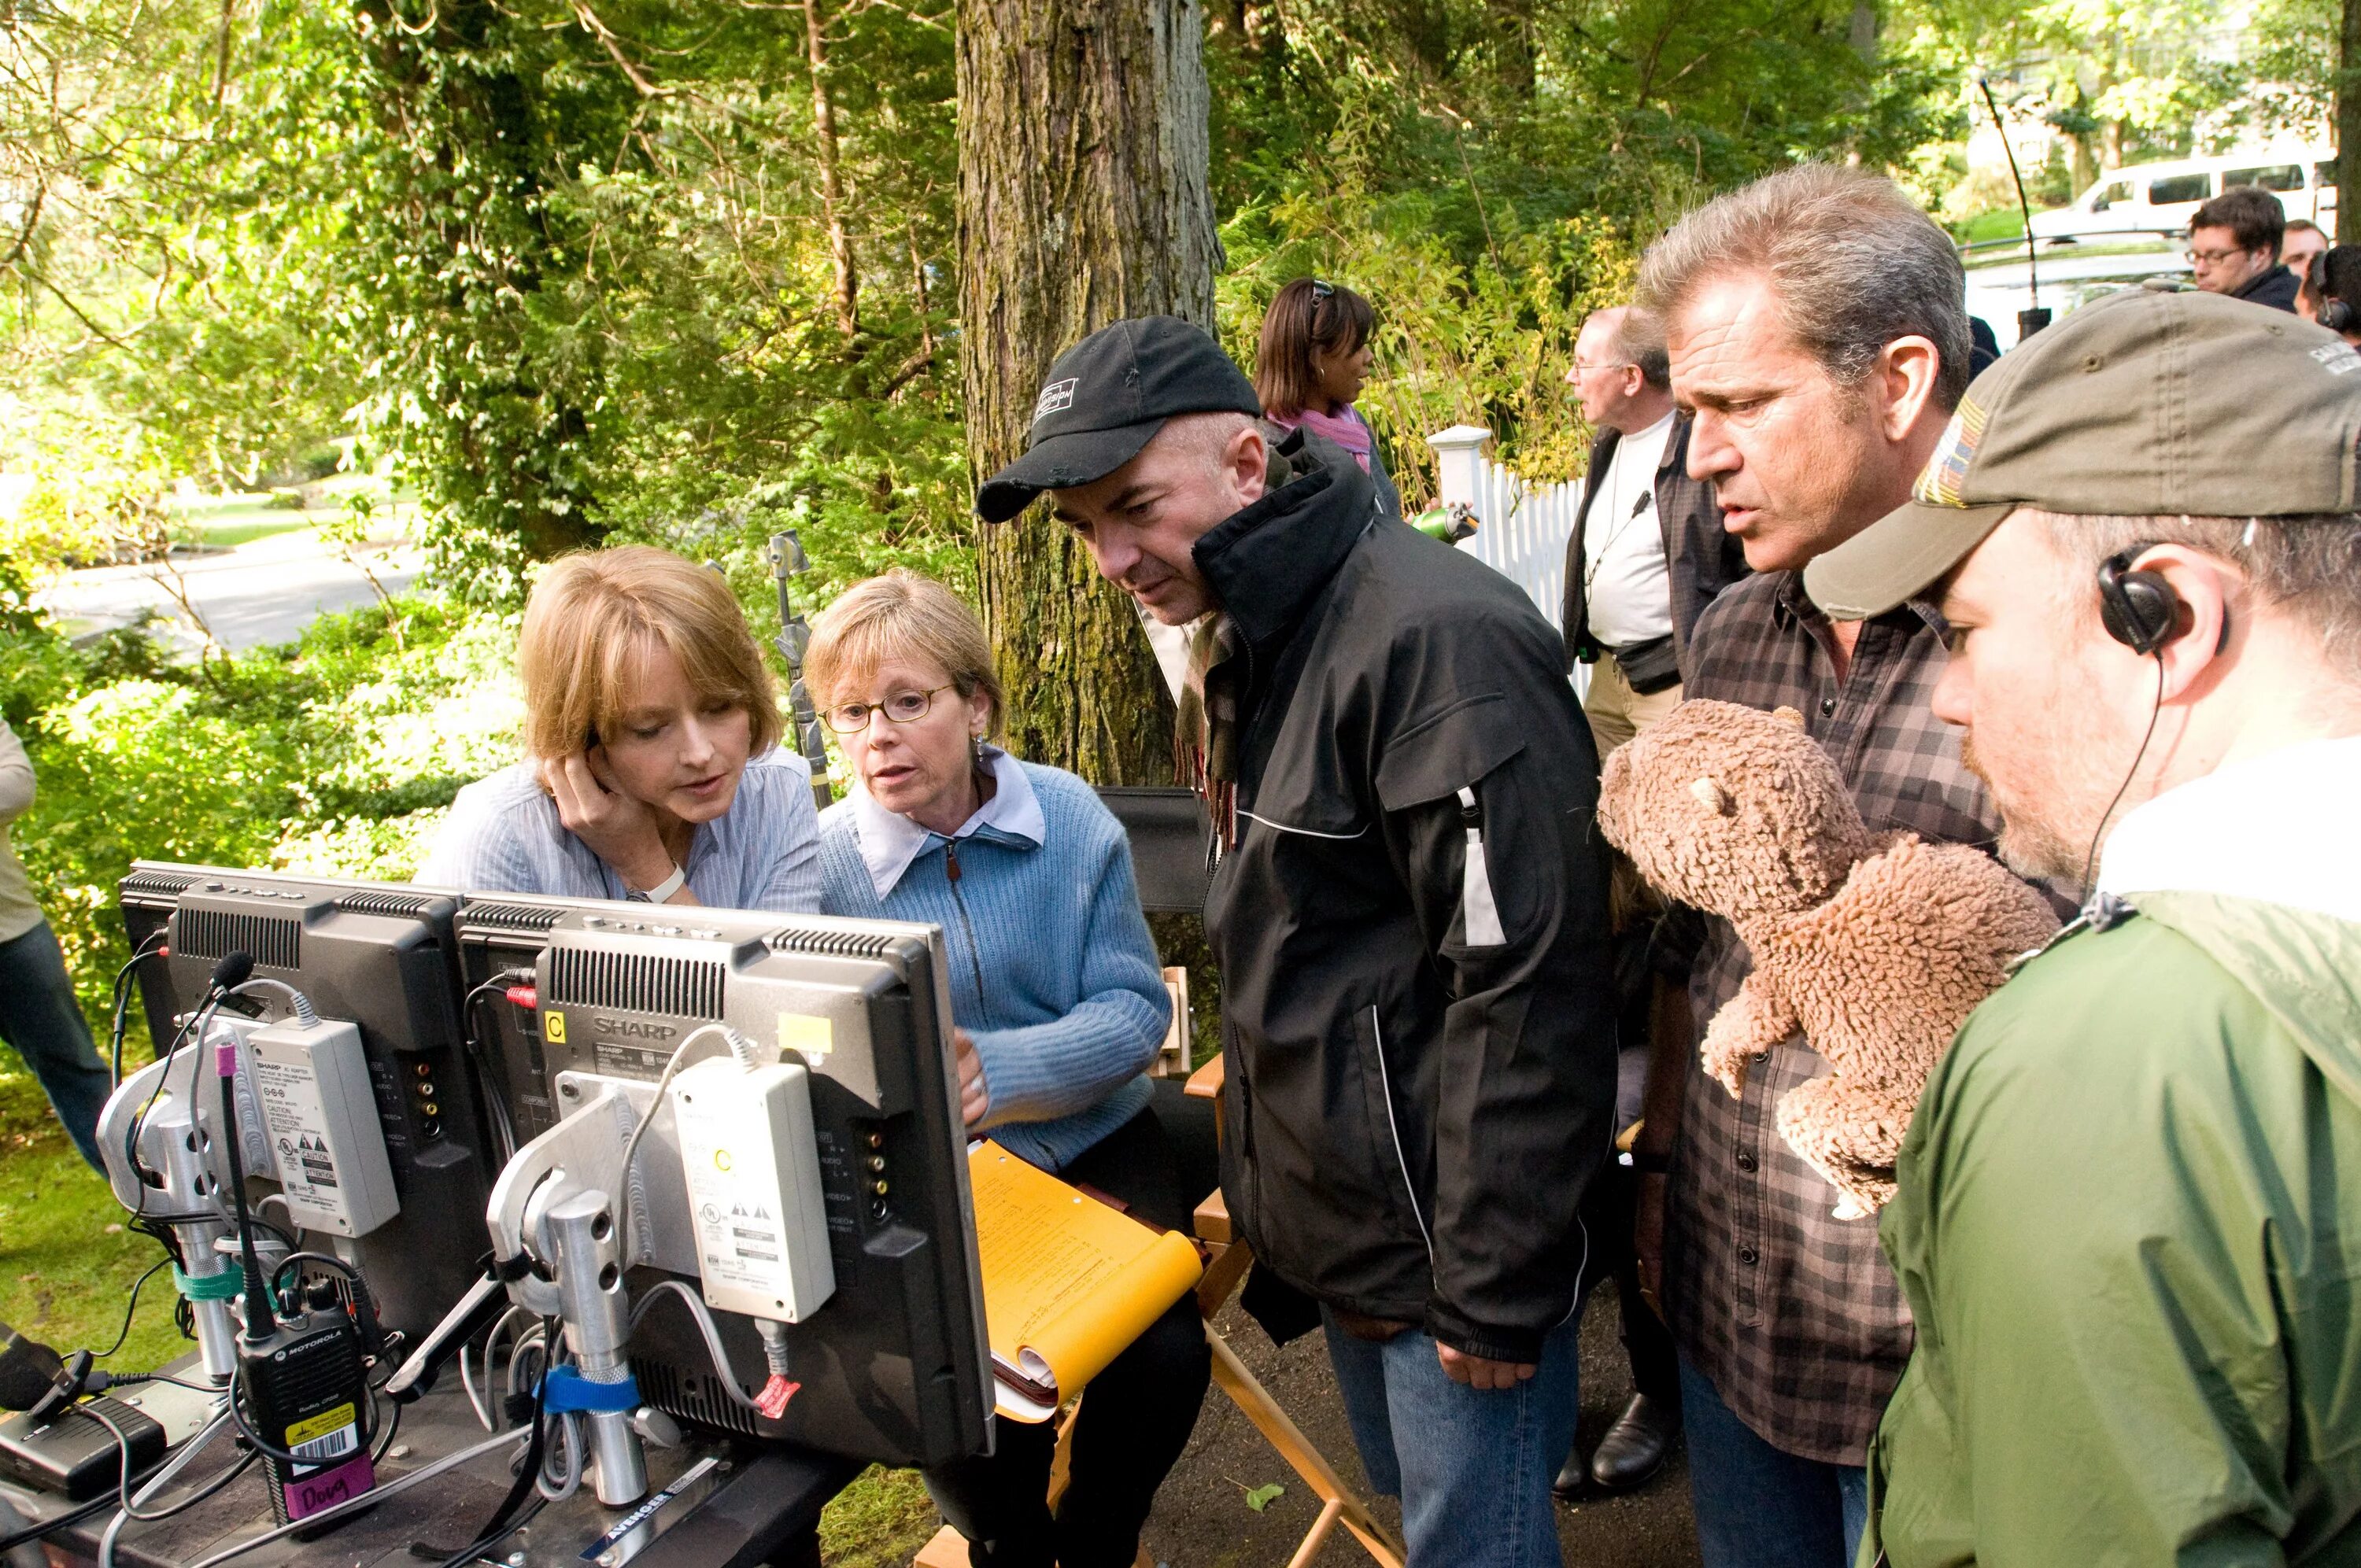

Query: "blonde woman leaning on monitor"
<box><xmin>423</xmin><ymin>545</ymin><xmax>821</xmax><ymax>911</ymax></box>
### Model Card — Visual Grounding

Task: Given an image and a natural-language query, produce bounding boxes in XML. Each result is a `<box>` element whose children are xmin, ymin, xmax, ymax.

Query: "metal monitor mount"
<box><xmin>482</xmin><ymin>1082</ymin><xmax>674</xmax><ymax>1507</ymax></box>
<box><xmin>768</xmin><ymin>530</ymin><xmax>833</xmax><ymax>814</ymax></box>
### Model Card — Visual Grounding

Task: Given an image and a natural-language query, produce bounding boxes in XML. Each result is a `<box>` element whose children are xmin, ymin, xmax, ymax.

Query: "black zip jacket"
<box><xmin>1201</xmin><ymin>437</ymin><xmax>1619</xmax><ymax>1363</ymax></box>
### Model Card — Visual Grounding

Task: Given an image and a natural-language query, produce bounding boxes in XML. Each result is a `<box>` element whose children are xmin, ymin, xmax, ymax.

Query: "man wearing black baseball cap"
<box><xmin>982</xmin><ymin>316</ymin><xmax>1618</xmax><ymax>1568</ymax></box>
<box><xmin>1804</xmin><ymin>283</ymin><xmax>2361</xmax><ymax>1562</ymax></box>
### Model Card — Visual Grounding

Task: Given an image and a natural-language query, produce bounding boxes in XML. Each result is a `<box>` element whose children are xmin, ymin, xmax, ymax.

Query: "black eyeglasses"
<box><xmin>823</xmin><ymin>684</ymin><xmax>955</xmax><ymax>734</ymax></box>
<box><xmin>1310</xmin><ymin>279</ymin><xmax>1335</xmax><ymax>300</ymax></box>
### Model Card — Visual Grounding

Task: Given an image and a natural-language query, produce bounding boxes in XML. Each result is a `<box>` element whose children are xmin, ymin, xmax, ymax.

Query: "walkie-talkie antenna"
<box><xmin>769</xmin><ymin>529</ymin><xmax>833</xmax><ymax>812</ymax></box>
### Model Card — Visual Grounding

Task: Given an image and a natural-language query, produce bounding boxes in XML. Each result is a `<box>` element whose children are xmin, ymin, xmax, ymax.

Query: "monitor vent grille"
<box><xmin>174</xmin><ymin>908</ymin><xmax>301</xmax><ymax>970</ymax></box>
<box><xmin>766</xmin><ymin>924</ymin><xmax>898</xmax><ymax>960</ymax></box>
<box><xmin>337</xmin><ymin>891</ymin><xmax>438</xmax><ymax>919</ymax></box>
<box><xmin>633</xmin><ymin>1356</ymin><xmax>761</xmax><ymax>1437</ymax></box>
<box><xmin>120</xmin><ymin>868</ymin><xmax>203</xmax><ymax>899</ymax></box>
<box><xmin>548</xmin><ymin>947</ymin><xmax>724</xmax><ymax>1019</ymax></box>
<box><xmin>460</xmin><ymin>902</ymin><xmax>567</xmax><ymax>933</ymax></box>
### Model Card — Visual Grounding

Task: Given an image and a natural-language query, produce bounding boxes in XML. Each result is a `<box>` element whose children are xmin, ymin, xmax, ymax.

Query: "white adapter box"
<box><xmin>248</xmin><ymin>1016</ymin><xmax>401</xmax><ymax>1238</ymax></box>
<box><xmin>671</xmin><ymin>1056</ymin><xmax>836</xmax><ymax>1323</ymax></box>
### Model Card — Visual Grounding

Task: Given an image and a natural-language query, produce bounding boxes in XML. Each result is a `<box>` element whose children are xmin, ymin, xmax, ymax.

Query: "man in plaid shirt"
<box><xmin>1627</xmin><ymin>164</ymin><xmax>2070</xmax><ymax>1566</ymax></box>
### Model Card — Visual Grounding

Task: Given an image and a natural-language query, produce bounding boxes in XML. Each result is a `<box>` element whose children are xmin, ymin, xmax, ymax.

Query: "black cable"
<box><xmin>460</xmin><ymin>975</ymin><xmax>528</xmax><ymax>1161</ymax></box>
<box><xmin>421</xmin><ymin>1316</ymin><xmax>556</xmax><ymax>1568</ymax></box>
<box><xmin>2078</xmin><ymin>657</ymin><xmax>2169</xmax><ymax>900</ymax></box>
<box><xmin>0</xmin><ymin>1491</ymin><xmax>113</xmax><ymax>1552</ymax></box>
<box><xmin>108</xmin><ymin>932</ymin><xmax>170</xmax><ymax>1090</ymax></box>
<box><xmin>215</xmin><ymin>1059</ymin><xmax>274</xmax><ymax>1343</ymax></box>
<box><xmin>91</xmin><ymin>1257</ymin><xmax>171</xmax><ymax>1360</ymax></box>
<box><xmin>123</xmin><ymin>1005</ymin><xmax>203</xmax><ymax>1204</ymax></box>
<box><xmin>372</xmin><ymin>1398</ymin><xmax>401</xmax><ymax>1463</ymax></box>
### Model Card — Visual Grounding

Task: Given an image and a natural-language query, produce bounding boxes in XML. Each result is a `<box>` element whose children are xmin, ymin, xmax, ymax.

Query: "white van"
<box><xmin>2029</xmin><ymin>143</ymin><xmax>2337</xmax><ymax>243</ymax></box>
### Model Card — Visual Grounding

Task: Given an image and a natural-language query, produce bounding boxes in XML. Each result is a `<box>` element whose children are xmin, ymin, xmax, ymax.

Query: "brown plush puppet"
<box><xmin>1596</xmin><ymin>699</ymin><xmax>2060</xmax><ymax>1218</ymax></box>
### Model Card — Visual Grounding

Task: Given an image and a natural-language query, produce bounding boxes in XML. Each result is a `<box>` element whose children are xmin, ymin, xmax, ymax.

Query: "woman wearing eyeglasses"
<box><xmin>804</xmin><ymin>569</ymin><xmax>1206</xmax><ymax>1568</ymax></box>
<box><xmin>1255</xmin><ymin>276</ymin><xmax>1401</xmax><ymax>518</ymax></box>
<box><xmin>422</xmin><ymin>544</ymin><xmax>822</xmax><ymax>910</ymax></box>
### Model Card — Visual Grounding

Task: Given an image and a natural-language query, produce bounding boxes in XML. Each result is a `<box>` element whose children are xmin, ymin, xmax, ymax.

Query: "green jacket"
<box><xmin>1866</xmin><ymin>890</ymin><xmax>2361</xmax><ymax>1566</ymax></box>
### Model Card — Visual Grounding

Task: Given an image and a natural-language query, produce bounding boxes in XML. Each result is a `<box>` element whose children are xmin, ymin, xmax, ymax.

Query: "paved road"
<box><xmin>33</xmin><ymin>525</ymin><xmax>423</xmax><ymax>654</ymax></box>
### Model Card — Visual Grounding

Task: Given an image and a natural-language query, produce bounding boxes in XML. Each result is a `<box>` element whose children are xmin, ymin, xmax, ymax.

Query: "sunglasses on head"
<box><xmin>1310</xmin><ymin>279</ymin><xmax>1335</xmax><ymax>300</ymax></box>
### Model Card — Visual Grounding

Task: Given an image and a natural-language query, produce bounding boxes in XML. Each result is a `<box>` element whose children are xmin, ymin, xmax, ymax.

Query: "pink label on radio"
<box><xmin>284</xmin><ymin>1452</ymin><xmax>377</xmax><ymax>1520</ymax></box>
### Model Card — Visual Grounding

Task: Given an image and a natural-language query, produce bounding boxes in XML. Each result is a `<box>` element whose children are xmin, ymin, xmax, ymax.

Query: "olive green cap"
<box><xmin>1804</xmin><ymin>281</ymin><xmax>2361</xmax><ymax>621</ymax></box>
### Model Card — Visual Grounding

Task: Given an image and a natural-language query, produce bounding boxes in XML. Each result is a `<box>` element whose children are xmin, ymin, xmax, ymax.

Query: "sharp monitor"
<box><xmin>452</xmin><ymin>894</ymin><xmax>992</xmax><ymax>1470</ymax></box>
<box><xmin>114</xmin><ymin>864</ymin><xmax>500</xmax><ymax>1346</ymax></box>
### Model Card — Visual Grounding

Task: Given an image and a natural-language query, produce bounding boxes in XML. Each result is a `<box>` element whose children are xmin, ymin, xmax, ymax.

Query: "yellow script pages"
<box><xmin>966</xmin><ymin>1141</ymin><xmax>1204</xmax><ymax>1422</ymax></box>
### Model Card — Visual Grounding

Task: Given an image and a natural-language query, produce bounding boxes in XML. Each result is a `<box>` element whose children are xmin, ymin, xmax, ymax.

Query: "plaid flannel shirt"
<box><xmin>1665</xmin><ymin>568</ymin><xmax>2071</xmax><ymax>1466</ymax></box>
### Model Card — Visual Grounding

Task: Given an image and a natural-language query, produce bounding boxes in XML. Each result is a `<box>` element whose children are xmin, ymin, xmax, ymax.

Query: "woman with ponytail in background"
<box><xmin>1254</xmin><ymin>277</ymin><xmax>1402</xmax><ymax>519</ymax></box>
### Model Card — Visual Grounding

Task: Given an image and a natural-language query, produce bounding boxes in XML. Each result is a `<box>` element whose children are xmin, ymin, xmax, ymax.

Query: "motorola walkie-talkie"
<box><xmin>208</xmin><ymin>962</ymin><xmax>379</xmax><ymax>1530</ymax></box>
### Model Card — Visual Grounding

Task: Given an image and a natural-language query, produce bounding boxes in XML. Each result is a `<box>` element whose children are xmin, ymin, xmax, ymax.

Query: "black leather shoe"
<box><xmin>1587</xmin><ymin>1392</ymin><xmax>1679</xmax><ymax>1492</ymax></box>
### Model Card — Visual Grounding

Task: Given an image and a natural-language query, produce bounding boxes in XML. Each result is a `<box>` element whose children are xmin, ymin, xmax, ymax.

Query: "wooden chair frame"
<box><xmin>918</xmin><ymin>1057</ymin><xmax>1405</xmax><ymax>1568</ymax></box>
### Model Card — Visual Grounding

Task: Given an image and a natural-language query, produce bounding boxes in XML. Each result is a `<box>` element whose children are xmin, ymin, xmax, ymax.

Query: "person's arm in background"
<box><xmin>0</xmin><ymin>720</ymin><xmax>35</xmax><ymax>828</ymax></box>
<box><xmin>1378</xmin><ymin>666</ymin><xmax>1617</xmax><ymax>1385</ymax></box>
<box><xmin>965</xmin><ymin>810</ymin><xmax>1169</xmax><ymax>1131</ymax></box>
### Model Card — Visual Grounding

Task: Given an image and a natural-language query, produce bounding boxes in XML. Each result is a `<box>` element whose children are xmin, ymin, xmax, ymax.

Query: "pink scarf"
<box><xmin>1269</xmin><ymin>405</ymin><xmax>1373</xmax><ymax>474</ymax></box>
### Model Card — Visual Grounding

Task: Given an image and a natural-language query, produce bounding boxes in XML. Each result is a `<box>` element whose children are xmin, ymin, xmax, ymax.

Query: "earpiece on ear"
<box><xmin>2097</xmin><ymin>547</ymin><xmax>2181</xmax><ymax>657</ymax></box>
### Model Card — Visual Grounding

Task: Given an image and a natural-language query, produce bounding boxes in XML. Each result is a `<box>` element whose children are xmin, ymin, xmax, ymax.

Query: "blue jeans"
<box><xmin>0</xmin><ymin>921</ymin><xmax>110</xmax><ymax>1171</ymax></box>
<box><xmin>1679</xmin><ymin>1359</ymin><xmax>1866</xmax><ymax>1568</ymax></box>
<box><xmin>1322</xmin><ymin>1309</ymin><xmax>1581</xmax><ymax>1568</ymax></box>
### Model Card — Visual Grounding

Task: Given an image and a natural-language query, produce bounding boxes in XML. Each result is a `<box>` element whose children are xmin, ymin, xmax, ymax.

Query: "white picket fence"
<box><xmin>1427</xmin><ymin>425</ymin><xmax>1580</xmax><ymax>632</ymax></box>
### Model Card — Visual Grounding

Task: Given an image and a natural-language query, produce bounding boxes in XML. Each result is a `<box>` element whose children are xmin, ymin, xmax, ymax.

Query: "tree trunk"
<box><xmin>956</xmin><ymin>0</ymin><xmax>1219</xmax><ymax>785</ymax></box>
<box><xmin>2341</xmin><ymin>0</ymin><xmax>2361</xmax><ymax>244</ymax></box>
<box><xmin>804</xmin><ymin>0</ymin><xmax>859</xmax><ymax>339</ymax></box>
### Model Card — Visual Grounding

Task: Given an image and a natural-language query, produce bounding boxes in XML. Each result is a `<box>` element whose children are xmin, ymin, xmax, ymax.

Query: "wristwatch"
<box><xmin>625</xmin><ymin>862</ymin><xmax>687</xmax><ymax>904</ymax></box>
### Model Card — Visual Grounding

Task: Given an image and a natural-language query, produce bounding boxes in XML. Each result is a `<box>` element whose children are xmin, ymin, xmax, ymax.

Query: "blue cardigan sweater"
<box><xmin>815</xmin><ymin>758</ymin><xmax>1169</xmax><ymax>1172</ymax></box>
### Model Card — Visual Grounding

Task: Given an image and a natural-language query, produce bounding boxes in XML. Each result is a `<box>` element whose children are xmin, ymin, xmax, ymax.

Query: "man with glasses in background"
<box><xmin>1552</xmin><ymin>303</ymin><xmax>1746</xmax><ymax>1497</ymax></box>
<box><xmin>2187</xmin><ymin>186</ymin><xmax>2300</xmax><ymax>312</ymax></box>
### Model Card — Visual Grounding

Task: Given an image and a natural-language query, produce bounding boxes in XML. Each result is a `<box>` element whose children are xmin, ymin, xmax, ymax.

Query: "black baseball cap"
<box><xmin>975</xmin><ymin>315</ymin><xmax>1263</xmax><ymax>523</ymax></box>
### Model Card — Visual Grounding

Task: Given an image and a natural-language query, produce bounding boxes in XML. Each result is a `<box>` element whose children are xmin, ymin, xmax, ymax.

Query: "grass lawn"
<box><xmin>0</xmin><ymin>1071</ymin><xmax>940</xmax><ymax>1566</ymax></box>
<box><xmin>1957</xmin><ymin>206</ymin><xmax>2028</xmax><ymax>245</ymax></box>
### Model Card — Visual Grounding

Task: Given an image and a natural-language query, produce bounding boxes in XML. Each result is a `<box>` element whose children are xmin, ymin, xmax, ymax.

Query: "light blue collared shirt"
<box><xmin>848</xmin><ymin>746</ymin><xmax>1047</xmax><ymax>900</ymax></box>
<box><xmin>419</xmin><ymin>747</ymin><xmax>823</xmax><ymax>912</ymax></box>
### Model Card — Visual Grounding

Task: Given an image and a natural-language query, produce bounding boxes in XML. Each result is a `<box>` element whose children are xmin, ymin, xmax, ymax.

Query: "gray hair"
<box><xmin>1585</xmin><ymin>305</ymin><xmax>1671</xmax><ymax>393</ymax></box>
<box><xmin>2032</xmin><ymin>508</ymin><xmax>2361</xmax><ymax>684</ymax></box>
<box><xmin>1639</xmin><ymin>164</ymin><xmax>1971</xmax><ymax>411</ymax></box>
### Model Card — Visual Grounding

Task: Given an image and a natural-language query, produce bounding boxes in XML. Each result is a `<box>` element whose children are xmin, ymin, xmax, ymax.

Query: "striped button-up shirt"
<box><xmin>419</xmin><ymin>747</ymin><xmax>823</xmax><ymax>913</ymax></box>
<box><xmin>1665</xmin><ymin>567</ymin><xmax>2069</xmax><ymax>1466</ymax></box>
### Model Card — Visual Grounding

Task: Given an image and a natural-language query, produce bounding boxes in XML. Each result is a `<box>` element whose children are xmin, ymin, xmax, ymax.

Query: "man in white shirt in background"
<box><xmin>1560</xmin><ymin>306</ymin><xmax>1746</xmax><ymax>754</ymax></box>
<box><xmin>1551</xmin><ymin>305</ymin><xmax>1746</xmax><ymax>1498</ymax></box>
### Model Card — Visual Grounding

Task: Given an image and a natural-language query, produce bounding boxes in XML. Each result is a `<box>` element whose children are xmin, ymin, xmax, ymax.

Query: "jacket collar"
<box><xmin>1194</xmin><ymin>429</ymin><xmax>1379</xmax><ymax>648</ymax></box>
<box><xmin>849</xmin><ymin>744</ymin><xmax>1044</xmax><ymax>899</ymax></box>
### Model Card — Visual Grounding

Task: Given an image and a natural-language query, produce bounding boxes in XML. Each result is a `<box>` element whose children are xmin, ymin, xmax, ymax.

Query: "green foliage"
<box><xmin>7</xmin><ymin>595</ymin><xmax>522</xmax><ymax>1031</ymax></box>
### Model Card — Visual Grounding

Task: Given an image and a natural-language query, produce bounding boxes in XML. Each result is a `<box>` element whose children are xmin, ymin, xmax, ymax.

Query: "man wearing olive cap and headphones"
<box><xmin>1803</xmin><ymin>282</ymin><xmax>2361</xmax><ymax>1563</ymax></box>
